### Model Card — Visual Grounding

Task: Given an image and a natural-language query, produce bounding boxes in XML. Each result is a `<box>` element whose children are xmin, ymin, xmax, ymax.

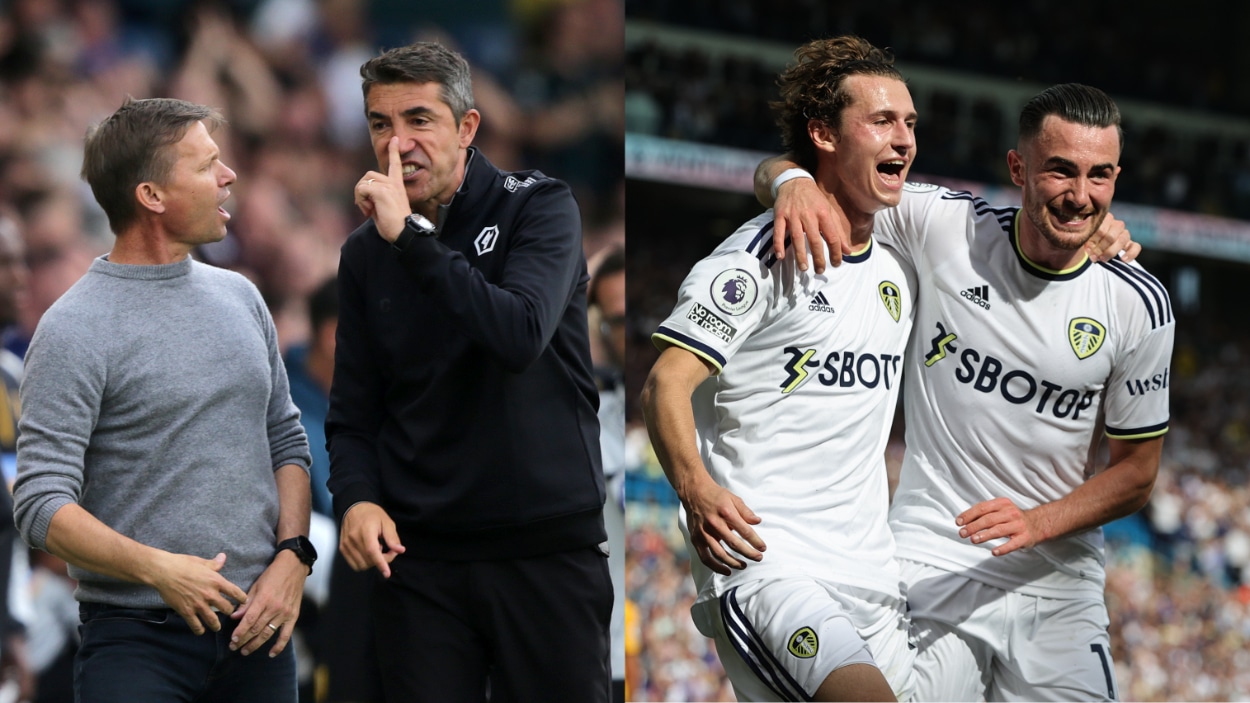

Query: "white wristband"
<box><xmin>770</xmin><ymin>168</ymin><xmax>815</xmax><ymax>202</ymax></box>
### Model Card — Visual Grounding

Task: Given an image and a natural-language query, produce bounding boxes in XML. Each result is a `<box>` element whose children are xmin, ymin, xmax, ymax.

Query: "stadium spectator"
<box><xmin>12</xmin><ymin>97</ymin><xmax>314</xmax><ymax>701</ymax></box>
<box><xmin>0</xmin><ymin>214</ymin><xmax>33</xmax><ymax>703</ymax></box>
<box><xmin>590</xmin><ymin>244</ymin><xmax>628</xmax><ymax>702</ymax></box>
<box><xmin>325</xmin><ymin>41</ymin><xmax>611</xmax><ymax>702</ymax></box>
<box><xmin>25</xmin><ymin>548</ymin><xmax>74</xmax><ymax>703</ymax></box>
<box><xmin>285</xmin><ymin>275</ymin><xmax>383</xmax><ymax>703</ymax></box>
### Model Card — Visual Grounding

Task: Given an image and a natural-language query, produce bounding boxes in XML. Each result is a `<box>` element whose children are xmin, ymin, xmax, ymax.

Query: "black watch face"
<box><xmin>297</xmin><ymin>536</ymin><xmax>317</xmax><ymax>561</ymax></box>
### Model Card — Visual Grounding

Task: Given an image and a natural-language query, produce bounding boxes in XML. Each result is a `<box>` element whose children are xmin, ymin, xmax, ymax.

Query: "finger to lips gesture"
<box><xmin>353</xmin><ymin>136</ymin><xmax>410</xmax><ymax>242</ymax></box>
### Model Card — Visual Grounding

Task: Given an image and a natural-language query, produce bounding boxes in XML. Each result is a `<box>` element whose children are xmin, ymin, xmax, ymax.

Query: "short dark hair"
<box><xmin>772</xmin><ymin>36</ymin><xmax>905</xmax><ymax>173</ymax></box>
<box><xmin>1019</xmin><ymin>83</ymin><xmax>1123</xmax><ymax>151</ymax></box>
<box><xmin>360</xmin><ymin>42</ymin><xmax>474</xmax><ymax>122</ymax></box>
<box><xmin>589</xmin><ymin>246</ymin><xmax>625</xmax><ymax>308</ymax></box>
<box><xmin>308</xmin><ymin>277</ymin><xmax>339</xmax><ymax>331</ymax></box>
<box><xmin>81</xmin><ymin>97</ymin><xmax>224</xmax><ymax>234</ymax></box>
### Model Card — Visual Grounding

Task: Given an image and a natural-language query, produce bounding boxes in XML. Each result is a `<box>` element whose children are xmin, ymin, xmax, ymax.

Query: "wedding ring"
<box><xmin>267</xmin><ymin>623</ymin><xmax>279</xmax><ymax>631</ymax></box>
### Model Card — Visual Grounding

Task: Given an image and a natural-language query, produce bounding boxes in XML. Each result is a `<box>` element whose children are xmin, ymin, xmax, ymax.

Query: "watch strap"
<box><xmin>275</xmin><ymin>536</ymin><xmax>316</xmax><ymax>574</ymax></box>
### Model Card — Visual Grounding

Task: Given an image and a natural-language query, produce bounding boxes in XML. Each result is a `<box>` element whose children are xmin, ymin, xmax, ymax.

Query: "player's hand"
<box><xmin>354</xmin><ymin>136</ymin><xmax>412</xmax><ymax>243</ymax></box>
<box><xmin>147</xmin><ymin>551</ymin><xmax>249</xmax><ymax>635</ymax></box>
<box><xmin>228</xmin><ymin>550</ymin><xmax>307</xmax><ymax>656</ymax></box>
<box><xmin>772</xmin><ymin>176</ymin><xmax>849</xmax><ymax>273</ymax></box>
<box><xmin>956</xmin><ymin>497</ymin><xmax>1044</xmax><ymax>557</ymax></box>
<box><xmin>340</xmin><ymin>501</ymin><xmax>406</xmax><ymax>578</ymax></box>
<box><xmin>681</xmin><ymin>479</ymin><xmax>765</xmax><ymax>575</ymax></box>
<box><xmin>1085</xmin><ymin>212</ymin><xmax>1140</xmax><ymax>263</ymax></box>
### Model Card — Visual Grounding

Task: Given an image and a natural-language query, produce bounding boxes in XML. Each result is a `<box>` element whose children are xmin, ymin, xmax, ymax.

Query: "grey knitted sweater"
<box><xmin>13</xmin><ymin>255</ymin><xmax>311</xmax><ymax>608</ymax></box>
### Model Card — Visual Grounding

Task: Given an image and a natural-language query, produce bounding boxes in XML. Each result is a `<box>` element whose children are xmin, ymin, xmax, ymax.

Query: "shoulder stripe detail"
<box><xmin>651</xmin><ymin>328</ymin><xmax>726</xmax><ymax>372</ymax></box>
<box><xmin>1099</xmin><ymin>260</ymin><xmax>1172</xmax><ymax>330</ymax></box>
<box><xmin>720</xmin><ymin>587</ymin><xmax>811</xmax><ymax>702</ymax></box>
<box><xmin>940</xmin><ymin>190</ymin><xmax>1018</xmax><ymax>220</ymax></box>
<box><xmin>746</xmin><ymin>221</ymin><xmax>776</xmax><ymax>258</ymax></box>
<box><xmin>940</xmin><ymin>190</ymin><xmax>1018</xmax><ymax>234</ymax></box>
<box><xmin>1105</xmin><ymin>420</ymin><xmax>1169</xmax><ymax>440</ymax></box>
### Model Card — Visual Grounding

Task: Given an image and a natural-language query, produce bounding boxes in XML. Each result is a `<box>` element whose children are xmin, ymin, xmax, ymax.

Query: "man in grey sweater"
<box><xmin>12</xmin><ymin>98</ymin><xmax>314</xmax><ymax>702</ymax></box>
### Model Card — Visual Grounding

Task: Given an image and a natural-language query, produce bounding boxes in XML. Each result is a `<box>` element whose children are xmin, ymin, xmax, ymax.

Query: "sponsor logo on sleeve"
<box><xmin>1068</xmin><ymin>317</ymin><xmax>1106</xmax><ymax>360</ymax></box>
<box><xmin>710</xmin><ymin>269</ymin><xmax>758</xmax><ymax>316</ymax></box>
<box><xmin>1125</xmin><ymin>368</ymin><xmax>1169</xmax><ymax>396</ymax></box>
<box><xmin>687</xmin><ymin>303</ymin><xmax>737</xmax><ymax>343</ymax></box>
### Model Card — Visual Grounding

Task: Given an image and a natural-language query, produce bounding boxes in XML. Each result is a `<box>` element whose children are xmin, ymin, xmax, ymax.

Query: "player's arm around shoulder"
<box><xmin>641</xmin><ymin>346</ymin><xmax>765</xmax><ymax>575</ymax></box>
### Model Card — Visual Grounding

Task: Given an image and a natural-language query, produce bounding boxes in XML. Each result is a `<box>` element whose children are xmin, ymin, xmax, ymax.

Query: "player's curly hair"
<box><xmin>771</xmin><ymin>36</ymin><xmax>904</xmax><ymax>172</ymax></box>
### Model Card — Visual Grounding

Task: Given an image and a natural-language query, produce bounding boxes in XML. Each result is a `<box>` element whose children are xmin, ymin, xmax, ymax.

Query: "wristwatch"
<box><xmin>275</xmin><ymin>536</ymin><xmax>318</xmax><ymax>574</ymax></box>
<box><xmin>392</xmin><ymin>212</ymin><xmax>438</xmax><ymax>252</ymax></box>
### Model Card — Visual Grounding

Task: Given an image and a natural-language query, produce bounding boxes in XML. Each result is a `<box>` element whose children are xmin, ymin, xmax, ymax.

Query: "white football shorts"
<box><xmin>691</xmin><ymin>577</ymin><xmax>915</xmax><ymax>702</ymax></box>
<box><xmin>902</xmin><ymin>559</ymin><xmax>1119</xmax><ymax>701</ymax></box>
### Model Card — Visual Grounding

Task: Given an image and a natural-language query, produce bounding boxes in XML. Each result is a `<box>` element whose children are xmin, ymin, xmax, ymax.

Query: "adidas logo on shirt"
<box><xmin>961</xmin><ymin>285</ymin><xmax>991</xmax><ymax>310</ymax></box>
<box><xmin>808</xmin><ymin>292</ymin><xmax>836</xmax><ymax>314</ymax></box>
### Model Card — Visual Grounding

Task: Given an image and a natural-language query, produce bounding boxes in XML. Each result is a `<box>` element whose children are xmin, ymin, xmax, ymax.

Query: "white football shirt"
<box><xmin>879</xmin><ymin>183</ymin><xmax>1174</xmax><ymax>599</ymax></box>
<box><xmin>653</xmin><ymin>211</ymin><xmax>917</xmax><ymax>603</ymax></box>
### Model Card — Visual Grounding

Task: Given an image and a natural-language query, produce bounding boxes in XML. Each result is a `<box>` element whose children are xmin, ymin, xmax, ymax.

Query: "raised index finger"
<box><xmin>387</xmin><ymin>136</ymin><xmax>402</xmax><ymax>184</ymax></box>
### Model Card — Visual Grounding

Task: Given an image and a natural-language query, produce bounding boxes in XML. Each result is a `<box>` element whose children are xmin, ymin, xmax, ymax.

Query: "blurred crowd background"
<box><xmin>0</xmin><ymin>0</ymin><xmax>623</xmax><ymax>702</ymax></box>
<box><xmin>624</xmin><ymin>1</ymin><xmax>1250</xmax><ymax>701</ymax></box>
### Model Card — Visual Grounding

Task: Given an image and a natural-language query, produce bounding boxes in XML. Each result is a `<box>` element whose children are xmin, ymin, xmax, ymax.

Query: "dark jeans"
<box><xmin>374</xmin><ymin>546</ymin><xmax>613</xmax><ymax>703</ymax></box>
<box><xmin>75</xmin><ymin>603</ymin><xmax>297</xmax><ymax>703</ymax></box>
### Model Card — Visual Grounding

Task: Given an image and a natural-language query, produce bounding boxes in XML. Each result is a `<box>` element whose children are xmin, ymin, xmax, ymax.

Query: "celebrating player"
<box><xmin>760</xmin><ymin>83</ymin><xmax>1172</xmax><ymax>701</ymax></box>
<box><xmin>642</xmin><ymin>36</ymin><xmax>918</xmax><ymax>702</ymax></box>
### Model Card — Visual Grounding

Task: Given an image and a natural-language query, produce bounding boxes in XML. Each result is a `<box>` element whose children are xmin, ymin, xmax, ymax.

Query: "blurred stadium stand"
<box><xmin>623</xmin><ymin>3</ymin><xmax>1250</xmax><ymax>700</ymax></box>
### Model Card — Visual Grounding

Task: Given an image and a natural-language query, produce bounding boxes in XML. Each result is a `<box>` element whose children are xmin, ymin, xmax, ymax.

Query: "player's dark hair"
<box><xmin>1019</xmin><ymin>83</ymin><xmax>1123</xmax><ymax>151</ymax></box>
<box><xmin>81</xmin><ymin>97</ymin><xmax>224</xmax><ymax>235</ymax></box>
<box><xmin>772</xmin><ymin>36</ymin><xmax>904</xmax><ymax>173</ymax></box>
<box><xmin>360</xmin><ymin>42</ymin><xmax>474</xmax><ymax>122</ymax></box>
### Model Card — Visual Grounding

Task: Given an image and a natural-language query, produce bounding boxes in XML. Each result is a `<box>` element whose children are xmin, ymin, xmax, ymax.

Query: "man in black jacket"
<box><xmin>326</xmin><ymin>41</ymin><xmax>611</xmax><ymax>702</ymax></box>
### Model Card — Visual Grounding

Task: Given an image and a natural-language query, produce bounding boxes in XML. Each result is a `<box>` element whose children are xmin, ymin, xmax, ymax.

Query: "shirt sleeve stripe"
<box><xmin>1114</xmin><ymin>260</ymin><xmax>1174</xmax><ymax>325</ymax></box>
<box><xmin>1105</xmin><ymin>420</ymin><xmax>1169</xmax><ymax>440</ymax></box>
<box><xmin>652</xmin><ymin>327</ymin><xmax>726</xmax><ymax>373</ymax></box>
<box><xmin>746</xmin><ymin>221</ymin><xmax>776</xmax><ymax>258</ymax></box>
<box><xmin>1101</xmin><ymin>260</ymin><xmax>1173</xmax><ymax>329</ymax></box>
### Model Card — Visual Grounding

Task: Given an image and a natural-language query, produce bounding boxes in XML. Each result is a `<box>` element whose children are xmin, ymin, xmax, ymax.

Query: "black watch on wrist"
<box><xmin>391</xmin><ymin>213</ymin><xmax>437</xmax><ymax>252</ymax></box>
<box><xmin>276</xmin><ymin>536</ymin><xmax>318</xmax><ymax>574</ymax></box>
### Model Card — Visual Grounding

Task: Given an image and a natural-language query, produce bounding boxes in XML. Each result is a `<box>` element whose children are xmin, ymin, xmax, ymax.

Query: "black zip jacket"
<box><xmin>326</xmin><ymin>148</ymin><xmax>606</xmax><ymax>559</ymax></box>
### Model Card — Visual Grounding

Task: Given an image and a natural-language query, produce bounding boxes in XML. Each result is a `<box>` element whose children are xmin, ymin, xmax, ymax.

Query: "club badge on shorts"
<box><xmin>787</xmin><ymin>626</ymin><xmax>819</xmax><ymax>658</ymax></box>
